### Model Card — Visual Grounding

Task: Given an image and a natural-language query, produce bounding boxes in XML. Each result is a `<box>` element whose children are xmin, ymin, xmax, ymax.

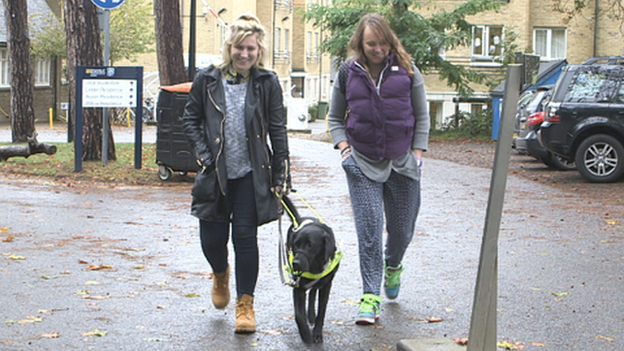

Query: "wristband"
<box><xmin>416</xmin><ymin>158</ymin><xmax>423</xmax><ymax>167</ymax></box>
<box><xmin>340</xmin><ymin>147</ymin><xmax>352</xmax><ymax>156</ymax></box>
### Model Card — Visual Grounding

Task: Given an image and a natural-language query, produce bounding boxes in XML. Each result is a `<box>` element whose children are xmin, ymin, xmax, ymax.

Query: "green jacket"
<box><xmin>182</xmin><ymin>65</ymin><xmax>290</xmax><ymax>225</ymax></box>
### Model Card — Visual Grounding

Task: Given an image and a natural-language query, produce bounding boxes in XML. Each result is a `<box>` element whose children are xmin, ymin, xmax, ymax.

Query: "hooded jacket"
<box><xmin>182</xmin><ymin>65</ymin><xmax>290</xmax><ymax>225</ymax></box>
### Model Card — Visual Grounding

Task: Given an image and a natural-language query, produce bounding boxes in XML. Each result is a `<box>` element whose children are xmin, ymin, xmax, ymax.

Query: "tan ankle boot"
<box><xmin>235</xmin><ymin>294</ymin><xmax>255</xmax><ymax>333</ymax></box>
<box><xmin>211</xmin><ymin>266</ymin><xmax>230</xmax><ymax>309</ymax></box>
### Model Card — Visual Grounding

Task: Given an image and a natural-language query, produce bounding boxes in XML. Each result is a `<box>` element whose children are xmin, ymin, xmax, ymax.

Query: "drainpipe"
<box><xmin>593</xmin><ymin>0</ymin><xmax>598</xmax><ymax>57</ymax></box>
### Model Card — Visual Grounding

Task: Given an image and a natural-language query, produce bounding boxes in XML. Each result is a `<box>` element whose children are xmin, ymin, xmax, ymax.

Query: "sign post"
<box><xmin>75</xmin><ymin>66</ymin><xmax>143</xmax><ymax>172</ymax></box>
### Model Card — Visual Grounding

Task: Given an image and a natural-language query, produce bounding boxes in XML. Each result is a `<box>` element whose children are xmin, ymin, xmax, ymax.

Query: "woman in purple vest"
<box><xmin>328</xmin><ymin>13</ymin><xmax>430</xmax><ymax>325</ymax></box>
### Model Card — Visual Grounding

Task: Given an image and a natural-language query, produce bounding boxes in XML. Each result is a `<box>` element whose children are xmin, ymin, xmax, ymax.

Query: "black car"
<box><xmin>540</xmin><ymin>58</ymin><xmax>624</xmax><ymax>183</ymax></box>
<box><xmin>515</xmin><ymin>85</ymin><xmax>575</xmax><ymax>170</ymax></box>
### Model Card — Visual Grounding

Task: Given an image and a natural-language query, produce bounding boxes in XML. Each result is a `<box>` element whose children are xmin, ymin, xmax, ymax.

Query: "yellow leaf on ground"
<box><xmin>596</xmin><ymin>335</ymin><xmax>614</xmax><ymax>342</ymax></box>
<box><xmin>551</xmin><ymin>291</ymin><xmax>569</xmax><ymax>297</ymax></box>
<box><xmin>2</xmin><ymin>235</ymin><xmax>13</xmax><ymax>242</ymax></box>
<box><xmin>7</xmin><ymin>255</ymin><xmax>25</xmax><ymax>260</ymax></box>
<box><xmin>84</xmin><ymin>281</ymin><xmax>100</xmax><ymax>285</ymax></box>
<box><xmin>497</xmin><ymin>341</ymin><xmax>517</xmax><ymax>349</ymax></box>
<box><xmin>40</xmin><ymin>332</ymin><xmax>60</xmax><ymax>338</ymax></box>
<box><xmin>1</xmin><ymin>227</ymin><xmax>8</xmax><ymax>233</ymax></box>
<box><xmin>81</xmin><ymin>329</ymin><xmax>108</xmax><ymax>337</ymax></box>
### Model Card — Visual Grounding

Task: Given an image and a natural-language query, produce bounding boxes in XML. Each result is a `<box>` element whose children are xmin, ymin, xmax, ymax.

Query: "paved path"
<box><xmin>1</xmin><ymin>124</ymin><xmax>623</xmax><ymax>350</ymax></box>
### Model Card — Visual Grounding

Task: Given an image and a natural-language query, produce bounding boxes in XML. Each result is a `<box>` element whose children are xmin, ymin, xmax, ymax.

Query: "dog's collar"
<box><xmin>286</xmin><ymin>250</ymin><xmax>342</xmax><ymax>283</ymax></box>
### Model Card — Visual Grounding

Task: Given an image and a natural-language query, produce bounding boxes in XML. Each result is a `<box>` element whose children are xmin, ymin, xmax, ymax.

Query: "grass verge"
<box><xmin>0</xmin><ymin>142</ymin><xmax>168</xmax><ymax>186</ymax></box>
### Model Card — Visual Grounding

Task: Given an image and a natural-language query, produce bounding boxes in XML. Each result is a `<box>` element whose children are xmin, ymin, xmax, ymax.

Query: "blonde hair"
<box><xmin>348</xmin><ymin>13</ymin><xmax>414</xmax><ymax>76</ymax></box>
<box><xmin>219</xmin><ymin>13</ymin><xmax>268</xmax><ymax>72</ymax></box>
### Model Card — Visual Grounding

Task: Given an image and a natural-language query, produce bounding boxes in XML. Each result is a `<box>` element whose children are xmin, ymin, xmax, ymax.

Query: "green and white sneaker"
<box><xmin>355</xmin><ymin>293</ymin><xmax>382</xmax><ymax>325</ymax></box>
<box><xmin>384</xmin><ymin>263</ymin><xmax>405</xmax><ymax>299</ymax></box>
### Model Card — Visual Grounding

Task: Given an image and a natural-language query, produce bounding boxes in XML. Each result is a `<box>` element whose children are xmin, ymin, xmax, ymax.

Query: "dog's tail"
<box><xmin>280</xmin><ymin>195</ymin><xmax>302</xmax><ymax>227</ymax></box>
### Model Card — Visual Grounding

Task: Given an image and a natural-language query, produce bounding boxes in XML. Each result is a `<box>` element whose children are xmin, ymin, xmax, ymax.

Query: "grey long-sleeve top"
<box><xmin>328</xmin><ymin>63</ymin><xmax>430</xmax><ymax>182</ymax></box>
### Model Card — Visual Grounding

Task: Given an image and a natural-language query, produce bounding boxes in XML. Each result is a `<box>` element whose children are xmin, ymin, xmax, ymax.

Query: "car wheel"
<box><xmin>575</xmin><ymin>134</ymin><xmax>624</xmax><ymax>183</ymax></box>
<box><xmin>158</xmin><ymin>165</ymin><xmax>172</xmax><ymax>181</ymax></box>
<box><xmin>542</xmin><ymin>152</ymin><xmax>576</xmax><ymax>171</ymax></box>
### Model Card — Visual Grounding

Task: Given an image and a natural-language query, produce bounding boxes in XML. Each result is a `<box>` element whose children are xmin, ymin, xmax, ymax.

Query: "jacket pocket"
<box><xmin>192</xmin><ymin>166</ymin><xmax>218</xmax><ymax>202</ymax></box>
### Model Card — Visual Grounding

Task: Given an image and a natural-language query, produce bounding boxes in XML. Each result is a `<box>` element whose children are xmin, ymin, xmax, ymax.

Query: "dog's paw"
<box><xmin>313</xmin><ymin>333</ymin><xmax>323</xmax><ymax>344</ymax></box>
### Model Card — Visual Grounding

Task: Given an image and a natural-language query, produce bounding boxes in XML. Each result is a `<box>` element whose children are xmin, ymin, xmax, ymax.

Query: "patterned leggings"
<box><xmin>342</xmin><ymin>157</ymin><xmax>421</xmax><ymax>296</ymax></box>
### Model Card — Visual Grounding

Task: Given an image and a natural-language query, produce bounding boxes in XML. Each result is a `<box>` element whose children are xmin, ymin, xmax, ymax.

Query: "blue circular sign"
<box><xmin>91</xmin><ymin>0</ymin><xmax>125</xmax><ymax>9</ymax></box>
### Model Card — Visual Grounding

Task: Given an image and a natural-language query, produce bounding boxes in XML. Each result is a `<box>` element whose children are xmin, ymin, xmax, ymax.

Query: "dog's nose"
<box><xmin>292</xmin><ymin>259</ymin><xmax>303</xmax><ymax>272</ymax></box>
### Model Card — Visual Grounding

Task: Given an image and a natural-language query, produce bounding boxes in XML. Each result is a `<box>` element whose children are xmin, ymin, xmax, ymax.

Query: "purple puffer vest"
<box><xmin>344</xmin><ymin>55</ymin><xmax>414</xmax><ymax>161</ymax></box>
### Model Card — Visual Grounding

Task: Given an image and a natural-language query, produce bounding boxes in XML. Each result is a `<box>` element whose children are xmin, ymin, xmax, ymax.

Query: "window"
<box><xmin>534</xmin><ymin>28</ymin><xmax>566</xmax><ymax>60</ymax></box>
<box><xmin>284</xmin><ymin>28</ymin><xmax>290</xmax><ymax>56</ymax></box>
<box><xmin>565</xmin><ymin>70</ymin><xmax>608</xmax><ymax>103</ymax></box>
<box><xmin>307</xmin><ymin>31</ymin><xmax>313</xmax><ymax>58</ymax></box>
<box><xmin>0</xmin><ymin>48</ymin><xmax>8</xmax><ymax>87</ymax></box>
<box><xmin>472</xmin><ymin>25</ymin><xmax>503</xmax><ymax>61</ymax></box>
<box><xmin>275</xmin><ymin>28</ymin><xmax>281</xmax><ymax>53</ymax></box>
<box><xmin>35</xmin><ymin>59</ymin><xmax>51</xmax><ymax>86</ymax></box>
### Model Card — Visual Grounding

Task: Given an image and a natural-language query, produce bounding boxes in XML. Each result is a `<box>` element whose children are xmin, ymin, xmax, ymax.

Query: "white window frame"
<box><xmin>284</xmin><ymin>28</ymin><xmax>290</xmax><ymax>58</ymax></box>
<box><xmin>471</xmin><ymin>25</ymin><xmax>504</xmax><ymax>64</ymax></box>
<box><xmin>0</xmin><ymin>48</ymin><xmax>9</xmax><ymax>87</ymax></box>
<box><xmin>35</xmin><ymin>58</ymin><xmax>51</xmax><ymax>86</ymax></box>
<box><xmin>533</xmin><ymin>28</ymin><xmax>566</xmax><ymax>61</ymax></box>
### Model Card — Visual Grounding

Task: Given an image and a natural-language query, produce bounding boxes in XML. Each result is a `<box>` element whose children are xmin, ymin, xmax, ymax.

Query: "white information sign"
<box><xmin>82</xmin><ymin>79</ymin><xmax>137</xmax><ymax>108</ymax></box>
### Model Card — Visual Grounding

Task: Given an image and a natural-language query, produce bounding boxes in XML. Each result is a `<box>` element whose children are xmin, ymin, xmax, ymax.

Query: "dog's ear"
<box><xmin>323</xmin><ymin>227</ymin><xmax>336</xmax><ymax>261</ymax></box>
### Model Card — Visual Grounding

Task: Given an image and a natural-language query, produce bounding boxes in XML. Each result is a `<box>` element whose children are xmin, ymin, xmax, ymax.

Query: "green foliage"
<box><xmin>30</xmin><ymin>13</ymin><xmax>66</xmax><ymax>59</ymax></box>
<box><xmin>433</xmin><ymin>108</ymin><xmax>493</xmax><ymax>139</ymax></box>
<box><xmin>109</xmin><ymin>0</ymin><xmax>156</xmax><ymax>65</ymax></box>
<box><xmin>29</xmin><ymin>0</ymin><xmax>155</xmax><ymax>64</ymax></box>
<box><xmin>304</xmin><ymin>0</ymin><xmax>505</xmax><ymax>96</ymax></box>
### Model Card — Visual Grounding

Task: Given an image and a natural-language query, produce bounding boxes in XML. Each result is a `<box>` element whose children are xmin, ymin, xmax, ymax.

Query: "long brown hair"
<box><xmin>348</xmin><ymin>13</ymin><xmax>414</xmax><ymax>76</ymax></box>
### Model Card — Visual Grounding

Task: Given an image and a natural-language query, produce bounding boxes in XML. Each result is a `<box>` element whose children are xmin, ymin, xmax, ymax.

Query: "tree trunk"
<box><xmin>0</xmin><ymin>133</ymin><xmax>57</xmax><ymax>162</ymax></box>
<box><xmin>64</xmin><ymin>0</ymin><xmax>116</xmax><ymax>161</ymax></box>
<box><xmin>3</xmin><ymin>0</ymin><xmax>36</xmax><ymax>143</ymax></box>
<box><xmin>154</xmin><ymin>0</ymin><xmax>187</xmax><ymax>86</ymax></box>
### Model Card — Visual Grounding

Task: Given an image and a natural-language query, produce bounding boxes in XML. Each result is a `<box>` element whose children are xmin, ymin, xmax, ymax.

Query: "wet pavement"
<box><xmin>1</xmin><ymin>123</ymin><xmax>623</xmax><ymax>350</ymax></box>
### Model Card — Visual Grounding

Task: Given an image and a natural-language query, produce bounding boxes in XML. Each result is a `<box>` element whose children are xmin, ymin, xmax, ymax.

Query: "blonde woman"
<box><xmin>182</xmin><ymin>13</ymin><xmax>290</xmax><ymax>333</ymax></box>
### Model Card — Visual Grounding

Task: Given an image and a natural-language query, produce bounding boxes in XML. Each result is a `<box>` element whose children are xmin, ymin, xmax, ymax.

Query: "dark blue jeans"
<box><xmin>199</xmin><ymin>172</ymin><xmax>258</xmax><ymax>298</ymax></box>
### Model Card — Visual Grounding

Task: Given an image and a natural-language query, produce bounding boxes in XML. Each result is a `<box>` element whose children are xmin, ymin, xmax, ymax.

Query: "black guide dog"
<box><xmin>281</xmin><ymin>195</ymin><xmax>340</xmax><ymax>344</ymax></box>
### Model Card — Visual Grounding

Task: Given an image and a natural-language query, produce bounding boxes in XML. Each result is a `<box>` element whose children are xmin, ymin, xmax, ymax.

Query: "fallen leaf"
<box><xmin>605</xmin><ymin>220</ymin><xmax>620</xmax><ymax>225</ymax></box>
<box><xmin>87</xmin><ymin>264</ymin><xmax>112</xmax><ymax>270</ymax></box>
<box><xmin>40</xmin><ymin>332</ymin><xmax>60</xmax><ymax>338</ymax></box>
<box><xmin>81</xmin><ymin>295</ymin><xmax>107</xmax><ymax>300</ymax></box>
<box><xmin>74</xmin><ymin>290</ymin><xmax>90</xmax><ymax>295</ymax></box>
<box><xmin>454</xmin><ymin>337</ymin><xmax>469</xmax><ymax>345</ymax></box>
<box><xmin>185</xmin><ymin>293</ymin><xmax>202</xmax><ymax>298</ymax></box>
<box><xmin>551</xmin><ymin>292</ymin><xmax>569</xmax><ymax>297</ymax></box>
<box><xmin>596</xmin><ymin>335</ymin><xmax>614</xmax><ymax>342</ymax></box>
<box><xmin>7</xmin><ymin>254</ymin><xmax>25</xmax><ymax>260</ymax></box>
<box><xmin>426</xmin><ymin>317</ymin><xmax>444</xmax><ymax>323</ymax></box>
<box><xmin>81</xmin><ymin>329</ymin><xmax>108</xmax><ymax>337</ymax></box>
<box><xmin>78</xmin><ymin>259</ymin><xmax>89</xmax><ymax>264</ymax></box>
<box><xmin>497</xmin><ymin>341</ymin><xmax>516</xmax><ymax>349</ymax></box>
<box><xmin>0</xmin><ymin>227</ymin><xmax>8</xmax><ymax>233</ymax></box>
<box><xmin>2</xmin><ymin>235</ymin><xmax>13</xmax><ymax>242</ymax></box>
<box><xmin>84</xmin><ymin>281</ymin><xmax>100</xmax><ymax>285</ymax></box>
<box><xmin>532</xmin><ymin>342</ymin><xmax>545</xmax><ymax>347</ymax></box>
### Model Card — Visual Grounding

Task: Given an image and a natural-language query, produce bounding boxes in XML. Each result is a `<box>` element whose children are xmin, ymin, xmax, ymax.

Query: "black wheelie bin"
<box><xmin>155</xmin><ymin>82</ymin><xmax>200</xmax><ymax>181</ymax></box>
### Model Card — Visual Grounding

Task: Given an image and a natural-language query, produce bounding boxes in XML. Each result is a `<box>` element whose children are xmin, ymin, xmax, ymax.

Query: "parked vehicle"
<box><xmin>515</xmin><ymin>85</ymin><xmax>575</xmax><ymax>170</ymax></box>
<box><xmin>540</xmin><ymin>58</ymin><xmax>624</xmax><ymax>183</ymax></box>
